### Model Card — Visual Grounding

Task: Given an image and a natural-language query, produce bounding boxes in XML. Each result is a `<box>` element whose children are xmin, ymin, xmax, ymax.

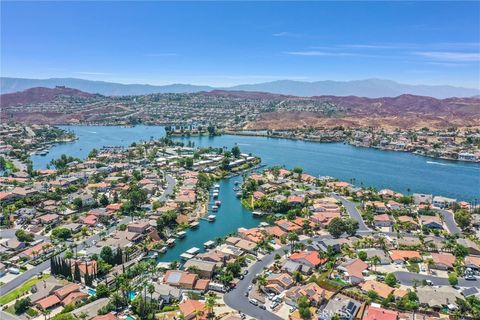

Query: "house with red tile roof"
<box><xmin>179</xmin><ymin>299</ymin><xmax>206</xmax><ymax>320</ymax></box>
<box><xmin>36</xmin><ymin>295</ymin><xmax>61</xmax><ymax>310</ymax></box>
<box><xmin>338</xmin><ymin>258</ymin><xmax>369</xmax><ymax>284</ymax></box>
<box><xmin>275</xmin><ymin>219</ymin><xmax>302</xmax><ymax>232</ymax></box>
<box><xmin>289</xmin><ymin>251</ymin><xmax>326</xmax><ymax>268</ymax></box>
<box><xmin>363</xmin><ymin>304</ymin><xmax>398</xmax><ymax>320</ymax></box>
<box><xmin>373</xmin><ymin>214</ymin><xmax>393</xmax><ymax>227</ymax></box>
<box><xmin>389</xmin><ymin>250</ymin><xmax>422</xmax><ymax>264</ymax></box>
<box><xmin>430</xmin><ymin>253</ymin><xmax>456</xmax><ymax>270</ymax></box>
<box><xmin>19</xmin><ymin>241</ymin><xmax>53</xmax><ymax>260</ymax></box>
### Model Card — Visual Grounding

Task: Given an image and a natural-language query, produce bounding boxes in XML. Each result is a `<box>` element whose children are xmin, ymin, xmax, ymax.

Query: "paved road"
<box><xmin>159</xmin><ymin>173</ymin><xmax>176</xmax><ymax>202</ymax></box>
<box><xmin>435</xmin><ymin>208</ymin><xmax>461</xmax><ymax>235</ymax></box>
<box><xmin>331</xmin><ymin>194</ymin><xmax>371</xmax><ymax>233</ymax></box>
<box><xmin>394</xmin><ymin>271</ymin><xmax>480</xmax><ymax>288</ymax></box>
<box><xmin>224</xmin><ymin>247</ymin><xmax>285</xmax><ymax>320</ymax></box>
<box><xmin>0</xmin><ymin>174</ymin><xmax>178</xmax><ymax>296</ymax></box>
<box><xmin>0</xmin><ymin>310</ymin><xmax>21</xmax><ymax>320</ymax></box>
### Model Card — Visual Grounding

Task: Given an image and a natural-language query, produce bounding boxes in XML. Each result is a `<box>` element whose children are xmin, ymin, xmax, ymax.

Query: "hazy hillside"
<box><xmin>1</xmin><ymin>77</ymin><xmax>479</xmax><ymax>98</ymax></box>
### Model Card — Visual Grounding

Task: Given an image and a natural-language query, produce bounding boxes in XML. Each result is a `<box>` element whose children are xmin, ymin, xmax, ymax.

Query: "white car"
<box><xmin>248</xmin><ymin>285</ymin><xmax>253</xmax><ymax>291</ymax></box>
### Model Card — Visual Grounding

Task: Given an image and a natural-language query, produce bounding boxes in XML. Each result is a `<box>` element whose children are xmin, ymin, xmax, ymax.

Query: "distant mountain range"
<box><xmin>1</xmin><ymin>77</ymin><xmax>479</xmax><ymax>98</ymax></box>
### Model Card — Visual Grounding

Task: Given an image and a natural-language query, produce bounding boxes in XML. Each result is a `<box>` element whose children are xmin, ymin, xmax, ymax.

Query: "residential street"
<box><xmin>435</xmin><ymin>208</ymin><xmax>461</xmax><ymax>235</ymax></box>
<box><xmin>331</xmin><ymin>194</ymin><xmax>371</xmax><ymax>233</ymax></box>
<box><xmin>223</xmin><ymin>247</ymin><xmax>285</xmax><ymax>320</ymax></box>
<box><xmin>394</xmin><ymin>271</ymin><xmax>480</xmax><ymax>288</ymax></box>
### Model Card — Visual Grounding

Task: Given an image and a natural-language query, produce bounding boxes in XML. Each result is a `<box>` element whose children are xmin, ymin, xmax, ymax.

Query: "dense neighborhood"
<box><xmin>1</xmin><ymin>124</ymin><xmax>480</xmax><ymax>320</ymax></box>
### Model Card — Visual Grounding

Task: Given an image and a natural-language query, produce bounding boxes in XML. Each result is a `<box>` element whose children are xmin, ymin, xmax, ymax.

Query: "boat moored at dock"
<box><xmin>207</xmin><ymin>215</ymin><xmax>216</xmax><ymax>221</ymax></box>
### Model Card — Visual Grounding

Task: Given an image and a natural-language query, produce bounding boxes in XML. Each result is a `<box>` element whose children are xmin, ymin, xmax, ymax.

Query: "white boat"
<box><xmin>190</xmin><ymin>221</ymin><xmax>200</xmax><ymax>229</ymax></box>
<box><xmin>236</xmin><ymin>192</ymin><xmax>242</xmax><ymax>198</ymax></box>
<box><xmin>214</xmin><ymin>184</ymin><xmax>220</xmax><ymax>188</ymax></box>
<box><xmin>166</xmin><ymin>238</ymin><xmax>176</xmax><ymax>246</ymax></box>
<box><xmin>176</xmin><ymin>231</ymin><xmax>187</xmax><ymax>238</ymax></box>
<box><xmin>180</xmin><ymin>253</ymin><xmax>194</xmax><ymax>260</ymax></box>
<box><xmin>212</xmin><ymin>205</ymin><xmax>218</xmax><ymax>211</ymax></box>
<box><xmin>204</xmin><ymin>240</ymin><xmax>215</xmax><ymax>248</ymax></box>
<box><xmin>215</xmin><ymin>200</ymin><xmax>221</xmax><ymax>206</ymax></box>
<box><xmin>252</xmin><ymin>211</ymin><xmax>264</xmax><ymax>217</ymax></box>
<box><xmin>158</xmin><ymin>247</ymin><xmax>167</xmax><ymax>253</ymax></box>
<box><xmin>186</xmin><ymin>247</ymin><xmax>200</xmax><ymax>255</ymax></box>
<box><xmin>207</xmin><ymin>215</ymin><xmax>216</xmax><ymax>222</ymax></box>
<box><xmin>213</xmin><ymin>192</ymin><xmax>219</xmax><ymax>198</ymax></box>
<box><xmin>259</xmin><ymin>222</ymin><xmax>270</xmax><ymax>227</ymax></box>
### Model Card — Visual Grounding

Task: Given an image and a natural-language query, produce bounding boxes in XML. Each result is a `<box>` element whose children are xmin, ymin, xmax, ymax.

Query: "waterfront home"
<box><xmin>413</xmin><ymin>193</ymin><xmax>433</xmax><ymax>205</ymax></box>
<box><xmin>127</xmin><ymin>219</ymin><xmax>152</xmax><ymax>234</ymax></box>
<box><xmin>237</xmin><ymin>227</ymin><xmax>264</xmax><ymax>243</ymax></box>
<box><xmin>183</xmin><ymin>259</ymin><xmax>216</xmax><ymax>279</ymax></box>
<box><xmin>337</xmin><ymin>258</ymin><xmax>369</xmax><ymax>284</ymax></box>
<box><xmin>432</xmin><ymin>196</ymin><xmax>456</xmax><ymax>209</ymax></box>
<box><xmin>196</xmin><ymin>250</ymin><xmax>229</xmax><ymax>265</ymax></box>
<box><xmin>318</xmin><ymin>294</ymin><xmax>360</xmax><ymax>320</ymax></box>
<box><xmin>430</xmin><ymin>252</ymin><xmax>456</xmax><ymax>270</ymax></box>
<box><xmin>164</xmin><ymin>270</ymin><xmax>198</xmax><ymax>289</ymax></box>
<box><xmin>389</xmin><ymin>250</ymin><xmax>422</xmax><ymax>264</ymax></box>
<box><xmin>363</xmin><ymin>304</ymin><xmax>399</xmax><ymax>320</ymax></box>
<box><xmin>275</xmin><ymin>219</ymin><xmax>302</xmax><ymax>233</ymax></box>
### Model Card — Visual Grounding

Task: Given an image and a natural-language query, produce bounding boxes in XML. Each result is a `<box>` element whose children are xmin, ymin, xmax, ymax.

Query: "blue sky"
<box><xmin>1</xmin><ymin>1</ymin><xmax>479</xmax><ymax>87</ymax></box>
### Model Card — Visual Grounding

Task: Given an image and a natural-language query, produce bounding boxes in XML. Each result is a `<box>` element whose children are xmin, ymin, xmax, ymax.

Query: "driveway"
<box><xmin>394</xmin><ymin>271</ymin><xmax>480</xmax><ymax>288</ymax></box>
<box><xmin>331</xmin><ymin>194</ymin><xmax>371</xmax><ymax>233</ymax></box>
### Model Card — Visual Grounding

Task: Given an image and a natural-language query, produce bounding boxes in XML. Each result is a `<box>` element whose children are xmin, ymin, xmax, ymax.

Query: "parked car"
<box><xmin>244</xmin><ymin>291</ymin><xmax>249</xmax><ymax>297</ymax></box>
<box><xmin>259</xmin><ymin>304</ymin><xmax>266</xmax><ymax>310</ymax></box>
<box><xmin>249</xmin><ymin>299</ymin><xmax>258</xmax><ymax>306</ymax></box>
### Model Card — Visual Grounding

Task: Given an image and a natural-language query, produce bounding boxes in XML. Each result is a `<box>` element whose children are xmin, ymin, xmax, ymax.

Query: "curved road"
<box><xmin>331</xmin><ymin>194</ymin><xmax>371</xmax><ymax>233</ymax></box>
<box><xmin>224</xmin><ymin>247</ymin><xmax>285</xmax><ymax>320</ymax></box>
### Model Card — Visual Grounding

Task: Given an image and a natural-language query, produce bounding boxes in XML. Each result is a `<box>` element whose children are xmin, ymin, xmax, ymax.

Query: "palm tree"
<box><xmin>371</xmin><ymin>255</ymin><xmax>380</xmax><ymax>272</ymax></box>
<box><xmin>148</xmin><ymin>283</ymin><xmax>155</xmax><ymax>319</ymax></box>
<box><xmin>256</xmin><ymin>274</ymin><xmax>267</xmax><ymax>292</ymax></box>
<box><xmin>287</xmin><ymin>232</ymin><xmax>299</xmax><ymax>253</ymax></box>
<box><xmin>205</xmin><ymin>293</ymin><xmax>217</xmax><ymax>319</ymax></box>
<box><xmin>426</xmin><ymin>258</ymin><xmax>434</xmax><ymax>274</ymax></box>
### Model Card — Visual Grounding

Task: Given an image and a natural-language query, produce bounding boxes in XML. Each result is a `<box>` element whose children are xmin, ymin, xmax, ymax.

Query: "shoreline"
<box><xmin>224</xmin><ymin>130</ymin><xmax>480</xmax><ymax>164</ymax></box>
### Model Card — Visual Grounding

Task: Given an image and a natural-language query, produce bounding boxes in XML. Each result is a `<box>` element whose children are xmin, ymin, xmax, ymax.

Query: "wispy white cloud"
<box><xmin>75</xmin><ymin>71</ymin><xmax>111</xmax><ymax>75</ymax></box>
<box><xmin>414</xmin><ymin>51</ymin><xmax>480</xmax><ymax>62</ymax></box>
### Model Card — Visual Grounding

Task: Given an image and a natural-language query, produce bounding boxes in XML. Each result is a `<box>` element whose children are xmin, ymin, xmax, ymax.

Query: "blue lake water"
<box><xmin>29</xmin><ymin>125</ymin><xmax>480</xmax><ymax>262</ymax></box>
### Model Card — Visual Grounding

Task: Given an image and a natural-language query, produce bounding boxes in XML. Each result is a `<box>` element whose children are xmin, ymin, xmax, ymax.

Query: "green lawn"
<box><xmin>0</xmin><ymin>275</ymin><xmax>50</xmax><ymax>306</ymax></box>
<box><xmin>406</xmin><ymin>262</ymin><xmax>420</xmax><ymax>273</ymax></box>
